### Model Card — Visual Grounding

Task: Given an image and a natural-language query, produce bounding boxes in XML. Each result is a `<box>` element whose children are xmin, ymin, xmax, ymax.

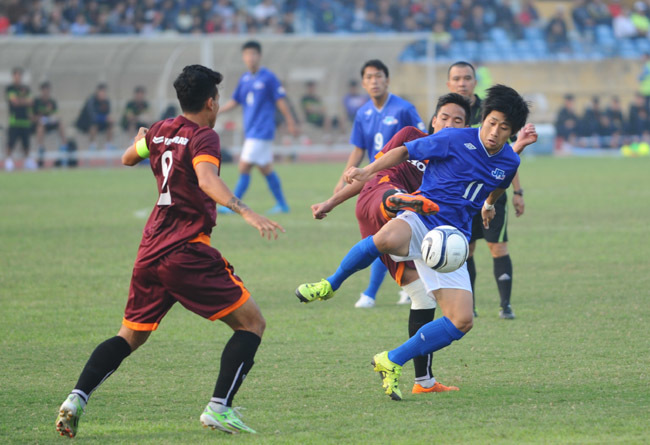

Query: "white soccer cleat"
<box><xmin>396</xmin><ymin>290</ymin><xmax>411</xmax><ymax>305</ymax></box>
<box><xmin>354</xmin><ymin>293</ymin><xmax>376</xmax><ymax>308</ymax></box>
<box><xmin>4</xmin><ymin>158</ymin><xmax>15</xmax><ymax>172</ymax></box>
<box><xmin>24</xmin><ymin>157</ymin><xmax>38</xmax><ymax>171</ymax></box>
<box><xmin>200</xmin><ymin>402</ymin><xmax>256</xmax><ymax>434</ymax></box>
<box><xmin>55</xmin><ymin>393</ymin><xmax>85</xmax><ymax>438</ymax></box>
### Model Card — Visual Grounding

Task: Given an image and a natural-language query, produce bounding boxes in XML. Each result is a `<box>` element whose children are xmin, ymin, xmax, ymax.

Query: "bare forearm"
<box><xmin>335</xmin><ymin>147</ymin><xmax>365</xmax><ymax>191</ymax></box>
<box><xmin>362</xmin><ymin>145</ymin><xmax>408</xmax><ymax>176</ymax></box>
<box><xmin>485</xmin><ymin>188</ymin><xmax>506</xmax><ymax>206</ymax></box>
<box><xmin>218</xmin><ymin>99</ymin><xmax>238</xmax><ymax>114</ymax></box>
<box><xmin>511</xmin><ymin>171</ymin><xmax>522</xmax><ymax>191</ymax></box>
<box><xmin>329</xmin><ymin>181</ymin><xmax>365</xmax><ymax>208</ymax></box>
<box><xmin>276</xmin><ymin>98</ymin><xmax>296</xmax><ymax>126</ymax></box>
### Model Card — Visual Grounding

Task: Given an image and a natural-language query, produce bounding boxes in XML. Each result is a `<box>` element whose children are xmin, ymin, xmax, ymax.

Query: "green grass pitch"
<box><xmin>1</xmin><ymin>157</ymin><xmax>649</xmax><ymax>444</ymax></box>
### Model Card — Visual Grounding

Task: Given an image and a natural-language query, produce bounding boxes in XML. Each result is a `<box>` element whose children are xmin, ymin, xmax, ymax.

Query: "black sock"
<box><xmin>409</xmin><ymin>308</ymin><xmax>436</xmax><ymax>380</ymax></box>
<box><xmin>73</xmin><ymin>336</ymin><xmax>132</xmax><ymax>402</ymax></box>
<box><xmin>212</xmin><ymin>330</ymin><xmax>261</xmax><ymax>407</ymax></box>
<box><xmin>493</xmin><ymin>255</ymin><xmax>513</xmax><ymax>308</ymax></box>
<box><xmin>466</xmin><ymin>256</ymin><xmax>477</xmax><ymax>310</ymax></box>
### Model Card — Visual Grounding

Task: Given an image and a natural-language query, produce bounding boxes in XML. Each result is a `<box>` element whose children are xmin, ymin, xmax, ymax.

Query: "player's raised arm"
<box><xmin>121</xmin><ymin>127</ymin><xmax>149</xmax><ymax>166</ymax></box>
<box><xmin>195</xmin><ymin>162</ymin><xmax>284</xmax><ymax>239</ymax></box>
<box><xmin>334</xmin><ymin>146</ymin><xmax>365</xmax><ymax>193</ymax></box>
<box><xmin>217</xmin><ymin>99</ymin><xmax>239</xmax><ymax>114</ymax></box>
<box><xmin>511</xmin><ymin>123</ymin><xmax>537</xmax><ymax>154</ymax></box>
<box><xmin>344</xmin><ymin>145</ymin><xmax>409</xmax><ymax>185</ymax></box>
<box><xmin>312</xmin><ymin>180</ymin><xmax>366</xmax><ymax>219</ymax></box>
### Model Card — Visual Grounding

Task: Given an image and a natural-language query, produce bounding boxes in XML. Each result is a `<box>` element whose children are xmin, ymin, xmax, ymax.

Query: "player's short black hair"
<box><xmin>173</xmin><ymin>64</ymin><xmax>223</xmax><ymax>113</ymax></box>
<box><xmin>481</xmin><ymin>84</ymin><xmax>529</xmax><ymax>135</ymax></box>
<box><xmin>447</xmin><ymin>61</ymin><xmax>476</xmax><ymax>79</ymax></box>
<box><xmin>361</xmin><ymin>59</ymin><xmax>389</xmax><ymax>78</ymax></box>
<box><xmin>96</xmin><ymin>83</ymin><xmax>107</xmax><ymax>91</ymax></box>
<box><xmin>242</xmin><ymin>40</ymin><xmax>262</xmax><ymax>53</ymax></box>
<box><xmin>427</xmin><ymin>93</ymin><xmax>471</xmax><ymax>134</ymax></box>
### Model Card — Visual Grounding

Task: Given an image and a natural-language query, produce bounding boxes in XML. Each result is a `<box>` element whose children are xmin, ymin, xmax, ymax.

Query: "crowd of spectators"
<box><xmin>1</xmin><ymin>0</ymin><xmax>649</xmax><ymax>41</ymax></box>
<box><xmin>555</xmin><ymin>92</ymin><xmax>650</xmax><ymax>149</ymax></box>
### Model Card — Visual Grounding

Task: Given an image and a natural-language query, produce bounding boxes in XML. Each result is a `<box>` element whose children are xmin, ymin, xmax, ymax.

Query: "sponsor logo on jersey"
<box><xmin>153</xmin><ymin>135</ymin><xmax>189</xmax><ymax>146</ymax></box>
<box><xmin>464</xmin><ymin>142</ymin><xmax>477</xmax><ymax>150</ymax></box>
<box><xmin>364</xmin><ymin>108</ymin><xmax>373</xmax><ymax>117</ymax></box>
<box><xmin>407</xmin><ymin>159</ymin><xmax>427</xmax><ymax>172</ymax></box>
<box><xmin>491</xmin><ymin>168</ymin><xmax>506</xmax><ymax>180</ymax></box>
<box><xmin>382</xmin><ymin>116</ymin><xmax>398</xmax><ymax>126</ymax></box>
<box><xmin>253</xmin><ymin>81</ymin><xmax>265</xmax><ymax>90</ymax></box>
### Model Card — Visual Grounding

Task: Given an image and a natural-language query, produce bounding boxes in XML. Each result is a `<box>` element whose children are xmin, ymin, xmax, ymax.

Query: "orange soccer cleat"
<box><xmin>412</xmin><ymin>381</ymin><xmax>460</xmax><ymax>394</ymax></box>
<box><xmin>384</xmin><ymin>191</ymin><xmax>440</xmax><ymax>216</ymax></box>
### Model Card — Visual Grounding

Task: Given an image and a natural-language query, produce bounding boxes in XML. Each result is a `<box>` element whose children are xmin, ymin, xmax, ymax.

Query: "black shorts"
<box><xmin>7</xmin><ymin>127</ymin><xmax>31</xmax><ymax>151</ymax></box>
<box><xmin>470</xmin><ymin>192</ymin><xmax>508</xmax><ymax>243</ymax></box>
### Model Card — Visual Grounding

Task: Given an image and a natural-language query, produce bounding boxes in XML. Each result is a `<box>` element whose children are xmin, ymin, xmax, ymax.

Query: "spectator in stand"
<box><xmin>631</xmin><ymin>1</ymin><xmax>650</xmax><ymax>38</ymax></box>
<box><xmin>4</xmin><ymin>67</ymin><xmax>33</xmax><ymax>171</ymax></box>
<box><xmin>342</xmin><ymin>80</ymin><xmax>368</xmax><ymax>125</ymax></box>
<box><xmin>639</xmin><ymin>53</ymin><xmax>650</xmax><ymax>109</ymax></box>
<box><xmin>518</xmin><ymin>0</ymin><xmax>540</xmax><ymax>30</ymax></box>
<box><xmin>555</xmin><ymin>94</ymin><xmax>580</xmax><ymax>144</ymax></box>
<box><xmin>572</xmin><ymin>0</ymin><xmax>596</xmax><ymax>38</ymax></box>
<box><xmin>545</xmin><ymin>7</ymin><xmax>570</xmax><ymax>53</ymax></box>
<box><xmin>33</xmin><ymin>81</ymin><xmax>68</xmax><ymax>157</ymax></box>
<box><xmin>464</xmin><ymin>4</ymin><xmax>488</xmax><ymax>41</ymax></box>
<box><xmin>121</xmin><ymin>86</ymin><xmax>151</xmax><ymax>135</ymax></box>
<box><xmin>606</xmin><ymin>96</ymin><xmax>625</xmax><ymax>135</ymax></box>
<box><xmin>76</xmin><ymin>83</ymin><xmax>114</xmax><ymax>151</ymax></box>
<box><xmin>432</xmin><ymin>22</ymin><xmax>452</xmax><ymax>57</ymax></box>
<box><xmin>495</xmin><ymin>0</ymin><xmax>520</xmax><ymax>40</ymax></box>
<box><xmin>300</xmin><ymin>81</ymin><xmax>327</xmax><ymax>128</ymax></box>
<box><xmin>613</xmin><ymin>7</ymin><xmax>639</xmax><ymax>39</ymax></box>
<box><xmin>628</xmin><ymin>92</ymin><xmax>650</xmax><ymax>136</ymax></box>
<box><xmin>579</xmin><ymin>96</ymin><xmax>604</xmax><ymax>138</ymax></box>
<box><xmin>587</xmin><ymin>0</ymin><xmax>613</xmax><ymax>27</ymax></box>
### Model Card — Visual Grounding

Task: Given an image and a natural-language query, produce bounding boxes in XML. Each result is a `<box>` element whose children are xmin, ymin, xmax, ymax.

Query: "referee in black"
<box><xmin>446</xmin><ymin>61</ymin><xmax>525</xmax><ymax>319</ymax></box>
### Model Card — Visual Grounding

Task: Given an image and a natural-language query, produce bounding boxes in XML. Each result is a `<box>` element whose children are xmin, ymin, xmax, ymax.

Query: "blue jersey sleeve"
<box><xmin>405</xmin><ymin>132</ymin><xmax>449</xmax><ymax>161</ymax></box>
<box><xmin>269</xmin><ymin>73</ymin><xmax>286</xmax><ymax>102</ymax></box>
<box><xmin>403</xmin><ymin>105</ymin><xmax>425</xmax><ymax>132</ymax></box>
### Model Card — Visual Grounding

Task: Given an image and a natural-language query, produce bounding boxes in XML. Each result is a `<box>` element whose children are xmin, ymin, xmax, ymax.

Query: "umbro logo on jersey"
<box><xmin>364</xmin><ymin>109</ymin><xmax>373</xmax><ymax>117</ymax></box>
<box><xmin>153</xmin><ymin>135</ymin><xmax>189</xmax><ymax>146</ymax></box>
<box><xmin>491</xmin><ymin>168</ymin><xmax>506</xmax><ymax>180</ymax></box>
<box><xmin>464</xmin><ymin>143</ymin><xmax>477</xmax><ymax>150</ymax></box>
<box><xmin>382</xmin><ymin>116</ymin><xmax>398</xmax><ymax>125</ymax></box>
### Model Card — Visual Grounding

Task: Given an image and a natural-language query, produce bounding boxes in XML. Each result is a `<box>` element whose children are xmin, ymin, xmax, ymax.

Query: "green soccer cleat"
<box><xmin>295</xmin><ymin>279</ymin><xmax>335</xmax><ymax>303</ymax></box>
<box><xmin>200</xmin><ymin>402</ymin><xmax>256</xmax><ymax>434</ymax></box>
<box><xmin>372</xmin><ymin>351</ymin><xmax>403</xmax><ymax>401</ymax></box>
<box><xmin>55</xmin><ymin>393</ymin><xmax>85</xmax><ymax>438</ymax></box>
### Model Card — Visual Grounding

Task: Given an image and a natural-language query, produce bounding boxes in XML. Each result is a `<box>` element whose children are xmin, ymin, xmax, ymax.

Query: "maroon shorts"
<box><xmin>355</xmin><ymin>181</ymin><xmax>415</xmax><ymax>286</ymax></box>
<box><xmin>123</xmin><ymin>242</ymin><xmax>250</xmax><ymax>331</ymax></box>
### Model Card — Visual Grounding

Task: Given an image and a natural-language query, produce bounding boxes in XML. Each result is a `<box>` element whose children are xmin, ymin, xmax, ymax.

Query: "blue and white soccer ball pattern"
<box><xmin>421</xmin><ymin>225</ymin><xmax>469</xmax><ymax>273</ymax></box>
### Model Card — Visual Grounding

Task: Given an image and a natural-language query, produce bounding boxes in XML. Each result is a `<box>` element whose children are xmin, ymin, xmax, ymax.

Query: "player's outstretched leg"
<box><xmin>55</xmin><ymin>335</ymin><xmax>133</xmax><ymax>438</ymax></box>
<box><xmin>383</xmin><ymin>189</ymin><xmax>439</xmax><ymax>216</ymax></box>
<box><xmin>371</xmin><ymin>351</ymin><xmax>403</xmax><ymax>401</ymax></box>
<box><xmin>296</xmin><ymin>236</ymin><xmax>381</xmax><ymax>303</ymax></box>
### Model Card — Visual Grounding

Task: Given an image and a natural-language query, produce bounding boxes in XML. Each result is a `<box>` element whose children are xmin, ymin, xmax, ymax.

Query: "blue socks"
<box><xmin>265</xmin><ymin>171</ymin><xmax>288</xmax><ymax>209</ymax></box>
<box><xmin>388</xmin><ymin>316</ymin><xmax>465</xmax><ymax>366</ymax></box>
<box><xmin>327</xmin><ymin>236</ymin><xmax>381</xmax><ymax>291</ymax></box>
<box><xmin>363</xmin><ymin>258</ymin><xmax>388</xmax><ymax>299</ymax></box>
<box><xmin>233</xmin><ymin>173</ymin><xmax>250</xmax><ymax>199</ymax></box>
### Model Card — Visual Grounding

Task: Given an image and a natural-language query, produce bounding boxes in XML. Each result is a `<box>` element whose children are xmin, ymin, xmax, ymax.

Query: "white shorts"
<box><xmin>390</xmin><ymin>211</ymin><xmax>472</xmax><ymax>295</ymax></box>
<box><xmin>240</xmin><ymin>138</ymin><xmax>273</xmax><ymax>166</ymax></box>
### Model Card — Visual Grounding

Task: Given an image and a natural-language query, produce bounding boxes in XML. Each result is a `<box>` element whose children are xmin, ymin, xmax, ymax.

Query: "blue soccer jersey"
<box><xmin>405</xmin><ymin>127</ymin><xmax>520</xmax><ymax>240</ymax></box>
<box><xmin>351</xmin><ymin>94</ymin><xmax>425</xmax><ymax>162</ymax></box>
<box><xmin>232</xmin><ymin>67</ymin><xmax>286</xmax><ymax>140</ymax></box>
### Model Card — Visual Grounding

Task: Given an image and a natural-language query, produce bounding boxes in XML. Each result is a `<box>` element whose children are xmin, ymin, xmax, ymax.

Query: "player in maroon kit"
<box><xmin>55</xmin><ymin>65</ymin><xmax>283</xmax><ymax>438</ymax></box>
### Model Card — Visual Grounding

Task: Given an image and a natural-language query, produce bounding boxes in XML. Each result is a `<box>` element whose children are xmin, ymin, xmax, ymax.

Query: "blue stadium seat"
<box><xmin>595</xmin><ymin>24</ymin><xmax>614</xmax><ymax>43</ymax></box>
<box><xmin>523</xmin><ymin>27</ymin><xmax>543</xmax><ymax>41</ymax></box>
<box><xmin>489</xmin><ymin>27</ymin><xmax>509</xmax><ymax>42</ymax></box>
<box><xmin>636</xmin><ymin>38</ymin><xmax>650</xmax><ymax>54</ymax></box>
<box><xmin>461</xmin><ymin>40</ymin><xmax>479</xmax><ymax>59</ymax></box>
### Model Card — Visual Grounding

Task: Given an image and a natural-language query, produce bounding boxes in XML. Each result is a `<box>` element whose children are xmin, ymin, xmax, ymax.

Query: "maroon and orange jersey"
<box><xmin>361</xmin><ymin>126</ymin><xmax>428</xmax><ymax>195</ymax></box>
<box><xmin>135</xmin><ymin>116</ymin><xmax>221</xmax><ymax>267</ymax></box>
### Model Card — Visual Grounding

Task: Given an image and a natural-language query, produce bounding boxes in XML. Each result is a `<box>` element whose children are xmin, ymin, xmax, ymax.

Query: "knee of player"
<box><xmin>450</xmin><ymin>315</ymin><xmax>473</xmax><ymax>334</ymax></box>
<box><xmin>372</xmin><ymin>231</ymin><xmax>401</xmax><ymax>255</ymax></box>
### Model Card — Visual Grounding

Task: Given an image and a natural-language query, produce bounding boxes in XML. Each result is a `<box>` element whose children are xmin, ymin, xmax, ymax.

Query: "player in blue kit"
<box><xmin>219</xmin><ymin>40</ymin><xmax>298</xmax><ymax>214</ymax></box>
<box><xmin>335</xmin><ymin>59</ymin><xmax>425</xmax><ymax>308</ymax></box>
<box><xmin>297</xmin><ymin>85</ymin><xmax>533</xmax><ymax>400</ymax></box>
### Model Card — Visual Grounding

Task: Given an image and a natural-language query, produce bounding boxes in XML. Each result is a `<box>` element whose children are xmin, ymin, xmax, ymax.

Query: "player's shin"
<box><xmin>403</xmin><ymin>279</ymin><xmax>436</xmax><ymax>382</ymax></box>
<box><xmin>326</xmin><ymin>236</ymin><xmax>381</xmax><ymax>291</ymax></box>
<box><xmin>73</xmin><ymin>336</ymin><xmax>132</xmax><ymax>402</ymax></box>
<box><xmin>212</xmin><ymin>330</ymin><xmax>261</xmax><ymax>407</ymax></box>
<box><xmin>388</xmin><ymin>316</ymin><xmax>465</xmax><ymax>366</ymax></box>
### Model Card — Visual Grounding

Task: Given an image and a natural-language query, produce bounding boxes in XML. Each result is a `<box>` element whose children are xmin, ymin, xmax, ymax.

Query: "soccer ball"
<box><xmin>421</xmin><ymin>225</ymin><xmax>469</xmax><ymax>273</ymax></box>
